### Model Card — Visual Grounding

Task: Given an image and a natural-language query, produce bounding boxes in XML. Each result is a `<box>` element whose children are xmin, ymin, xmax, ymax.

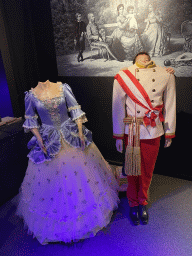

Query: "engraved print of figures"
<box><xmin>50</xmin><ymin>0</ymin><xmax>192</xmax><ymax>77</ymax></box>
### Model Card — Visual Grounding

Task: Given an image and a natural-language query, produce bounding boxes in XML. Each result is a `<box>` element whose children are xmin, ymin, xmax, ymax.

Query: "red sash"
<box><xmin>114</xmin><ymin>70</ymin><xmax>164</xmax><ymax>127</ymax></box>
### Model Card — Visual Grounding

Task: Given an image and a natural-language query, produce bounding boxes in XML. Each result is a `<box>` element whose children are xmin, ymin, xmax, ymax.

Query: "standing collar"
<box><xmin>135</xmin><ymin>60</ymin><xmax>156</xmax><ymax>69</ymax></box>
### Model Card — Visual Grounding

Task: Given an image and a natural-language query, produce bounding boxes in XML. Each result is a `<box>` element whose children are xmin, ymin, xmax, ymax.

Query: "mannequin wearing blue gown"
<box><xmin>16</xmin><ymin>80</ymin><xmax>119</xmax><ymax>244</ymax></box>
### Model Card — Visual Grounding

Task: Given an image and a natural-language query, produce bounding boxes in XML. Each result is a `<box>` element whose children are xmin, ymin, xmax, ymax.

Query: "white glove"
<box><xmin>164</xmin><ymin>138</ymin><xmax>172</xmax><ymax>148</ymax></box>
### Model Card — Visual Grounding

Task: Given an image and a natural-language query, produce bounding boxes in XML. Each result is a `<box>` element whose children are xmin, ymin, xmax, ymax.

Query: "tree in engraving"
<box><xmin>51</xmin><ymin>0</ymin><xmax>87</xmax><ymax>55</ymax></box>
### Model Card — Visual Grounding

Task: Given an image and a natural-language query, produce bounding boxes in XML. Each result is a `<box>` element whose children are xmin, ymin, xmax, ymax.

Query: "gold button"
<box><xmin>152</xmin><ymin>79</ymin><xmax>155</xmax><ymax>82</ymax></box>
<box><xmin>137</xmin><ymin>79</ymin><xmax>140</xmax><ymax>81</ymax></box>
<box><xmin>153</xmin><ymin>69</ymin><xmax>156</xmax><ymax>72</ymax></box>
<box><xmin>136</xmin><ymin>69</ymin><xmax>139</xmax><ymax>72</ymax></box>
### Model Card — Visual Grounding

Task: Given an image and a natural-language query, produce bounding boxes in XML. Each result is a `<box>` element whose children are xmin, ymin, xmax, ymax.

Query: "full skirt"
<box><xmin>16</xmin><ymin>139</ymin><xmax>120</xmax><ymax>244</ymax></box>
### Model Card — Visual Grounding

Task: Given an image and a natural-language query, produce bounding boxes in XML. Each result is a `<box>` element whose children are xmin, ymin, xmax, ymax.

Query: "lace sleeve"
<box><xmin>63</xmin><ymin>84</ymin><xmax>86</xmax><ymax>121</ymax></box>
<box><xmin>23</xmin><ymin>91</ymin><xmax>40</xmax><ymax>132</ymax></box>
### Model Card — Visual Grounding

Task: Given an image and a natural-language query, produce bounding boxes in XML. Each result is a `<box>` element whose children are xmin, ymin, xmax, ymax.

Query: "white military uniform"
<box><xmin>113</xmin><ymin>63</ymin><xmax>176</xmax><ymax>140</ymax></box>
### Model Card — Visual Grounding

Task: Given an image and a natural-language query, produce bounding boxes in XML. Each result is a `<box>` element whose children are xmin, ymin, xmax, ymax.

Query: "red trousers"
<box><xmin>124</xmin><ymin>134</ymin><xmax>161</xmax><ymax>207</ymax></box>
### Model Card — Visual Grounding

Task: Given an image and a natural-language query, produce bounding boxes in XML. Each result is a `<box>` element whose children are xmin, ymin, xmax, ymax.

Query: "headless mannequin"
<box><xmin>33</xmin><ymin>80</ymin><xmax>62</xmax><ymax>101</ymax></box>
<box><xmin>29</xmin><ymin>80</ymin><xmax>85</xmax><ymax>153</ymax></box>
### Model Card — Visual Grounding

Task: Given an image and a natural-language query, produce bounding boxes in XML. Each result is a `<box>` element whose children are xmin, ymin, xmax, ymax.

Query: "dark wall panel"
<box><xmin>0</xmin><ymin>51</ymin><xmax>13</xmax><ymax>118</ymax></box>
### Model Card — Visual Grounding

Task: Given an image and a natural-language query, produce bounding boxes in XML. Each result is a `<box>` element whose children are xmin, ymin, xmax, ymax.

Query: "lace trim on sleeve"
<box><xmin>23</xmin><ymin>125</ymin><xmax>40</xmax><ymax>129</ymax></box>
<box><xmin>23</xmin><ymin>125</ymin><xmax>40</xmax><ymax>133</ymax></box>
<box><xmin>75</xmin><ymin>115</ymin><xmax>88</xmax><ymax>124</ymax></box>
<box><xmin>68</xmin><ymin>105</ymin><xmax>81</xmax><ymax>112</ymax></box>
<box><xmin>25</xmin><ymin>115</ymin><xmax>38</xmax><ymax>119</ymax></box>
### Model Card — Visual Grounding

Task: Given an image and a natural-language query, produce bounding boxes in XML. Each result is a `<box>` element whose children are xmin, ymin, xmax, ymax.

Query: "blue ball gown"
<box><xmin>16</xmin><ymin>82</ymin><xmax>119</xmax><ymax>244</ymax></box>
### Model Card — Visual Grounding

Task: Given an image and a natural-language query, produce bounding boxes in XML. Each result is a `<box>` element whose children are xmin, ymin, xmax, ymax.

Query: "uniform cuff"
<box><xmin>165</xmin><ymin>133</ymin><xmax>175</xmax><ymax>139</ymax></box>
<box><xmin>113</xmin><ymin>134</ymin><xmax>124</xmax><ymax>139</ymax></box>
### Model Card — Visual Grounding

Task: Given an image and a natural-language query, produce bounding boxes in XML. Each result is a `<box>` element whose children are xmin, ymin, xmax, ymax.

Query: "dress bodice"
<box><xmin>23</xmin><ymin>83</ymin><xmax>92</xmax><ymax>164</ymax></box>
<box><xmin>26</xmin><ymin>83</ymin><xmax>82</xmax><ymax>128</ymax></box>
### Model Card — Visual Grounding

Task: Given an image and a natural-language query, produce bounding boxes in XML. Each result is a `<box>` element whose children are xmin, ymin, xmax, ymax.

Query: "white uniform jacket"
<box><xmin>112</xmin><ymin>64</ymin><xmax>176</xmax><ymax>140</ymax></box>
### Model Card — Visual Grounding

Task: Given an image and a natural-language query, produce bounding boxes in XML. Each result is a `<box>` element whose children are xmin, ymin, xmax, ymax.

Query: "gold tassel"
<box><xmin>123</xmin><ymin>116</ymin><xmax>143</xmax><ymax>176</ymax></box>
<box><xmin>132</xmin><ymin>120</ymin><xmax>141</xmax><ymax>176</ymax></box>
<box><xmin>125</xmin><ymin>146</ymin><xmax>141</xmax><ymax>176</ymax></box>
<box><xmin>133</xmin><ymin>146</ymin><xmax>141</xmax><ymax>176</ymax></box>
<box><xmin>125</xmin><ymin>145</ymin><xmax>133</xmax><ymax>176</ymax></box>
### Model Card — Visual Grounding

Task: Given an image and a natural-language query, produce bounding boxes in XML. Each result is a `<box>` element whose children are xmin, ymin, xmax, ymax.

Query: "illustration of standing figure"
<box><xmin>74</xmin><ymin>13</ymin><xmax>86</xmax><ymax>62</ymax></box>
<box><xmin>141</xmin><ymin>4</ymin><xmax>166</xmax><ymax>57</ymax></box>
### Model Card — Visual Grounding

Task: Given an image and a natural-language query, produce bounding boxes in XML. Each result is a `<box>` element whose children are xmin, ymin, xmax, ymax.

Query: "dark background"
<box><xmin>0</xmin><ymin>0</ymin><xmax>192</xmax><ymax>206</ymax></box>
<box><xmin>0</xmin><ymin>51</ymin><xmax>13</xmax><ymax>117</ymax></box>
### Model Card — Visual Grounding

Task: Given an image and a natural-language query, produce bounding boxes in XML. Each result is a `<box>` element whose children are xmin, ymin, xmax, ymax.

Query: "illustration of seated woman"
<box><xmin>16</xmin><ymin>75</ymin><xmax>119</xmax><ymax>245</ymax></box>
<box><xmin>141</xmin><ymin>4</ymin><xmax>169</xmax><ymax>57</ymax></box>
<box><xmin>110</xmin><ymin>5</ymin><xmax>143</xmax><ymax>60</ymax></box>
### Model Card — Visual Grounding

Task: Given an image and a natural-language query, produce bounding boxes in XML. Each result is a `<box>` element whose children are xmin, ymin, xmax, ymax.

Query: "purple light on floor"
<box><xmin>0</xmin><ymin>50</ymin><xmax>13</xmax><ymax>118</ymax></box>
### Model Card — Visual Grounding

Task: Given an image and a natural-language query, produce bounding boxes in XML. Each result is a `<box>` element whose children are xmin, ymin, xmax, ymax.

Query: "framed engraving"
<box><xmin>51</xmin><ymin>0</ymin><xmax>192</xmax><ymax>77</ymax></box>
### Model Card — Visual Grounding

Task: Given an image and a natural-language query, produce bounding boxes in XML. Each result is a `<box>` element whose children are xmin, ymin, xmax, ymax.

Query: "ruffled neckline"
<box><xmin>30</xmin><ymin>82</ymin><xmax>63</xmax><ymax>102</ymax></box>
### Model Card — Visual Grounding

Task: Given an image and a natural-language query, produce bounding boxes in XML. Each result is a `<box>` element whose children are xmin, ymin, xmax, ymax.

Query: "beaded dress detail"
<box><xmin>16</xmin><ymin>82</ymin><xmax>119</xmax><ymax>244</ymax></box>
<box><xmin>43</xmin><ymin>97</ymin><xmax>62</xmax><ymax>128</ymax></box>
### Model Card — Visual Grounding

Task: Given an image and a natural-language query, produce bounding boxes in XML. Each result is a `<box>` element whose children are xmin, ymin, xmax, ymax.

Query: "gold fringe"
<box><xmin>125</xmin><ymin>146</ymin><xmax>141</xmax><ymax>176</ymax></box>
<box><xmin>123</xmin><ymin>116</ymin><xmax>143</xmax><ymax>176</ymax></box>
<box><xmin>133</xmin><ymin>147</ymin><xmax>141</xmax><ymax>176</ymax></box>
<box><xmin>124</xmin><ymin>145</ymin><xmax>133</xmax><ymax>176</ymax></box>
